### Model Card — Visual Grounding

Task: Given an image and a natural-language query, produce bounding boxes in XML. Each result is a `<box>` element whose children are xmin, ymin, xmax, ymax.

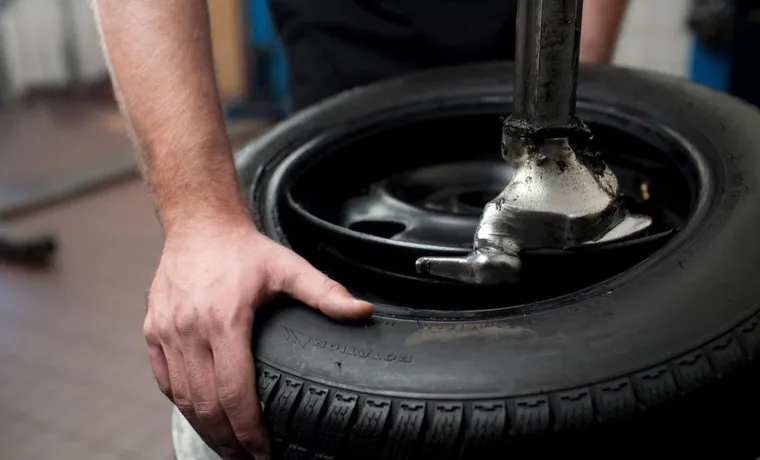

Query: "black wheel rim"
<box><xmin>252</xmin><ymin>97</ymin><xmax>706</xmax><ymax>313</ymax></box>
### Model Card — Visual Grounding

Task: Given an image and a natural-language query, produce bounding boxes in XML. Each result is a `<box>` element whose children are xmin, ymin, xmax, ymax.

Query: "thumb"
<box><xmin>274</xmin><ymin>253</ymin><xmax>374</xmax><ymax>320</ymax></box>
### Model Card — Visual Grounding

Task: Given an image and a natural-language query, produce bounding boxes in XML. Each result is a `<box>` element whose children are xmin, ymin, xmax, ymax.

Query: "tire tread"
<box><xmin>260</xmin><ymin>312</ymin><xmax>760</xmax><ymax>459</ymax></box>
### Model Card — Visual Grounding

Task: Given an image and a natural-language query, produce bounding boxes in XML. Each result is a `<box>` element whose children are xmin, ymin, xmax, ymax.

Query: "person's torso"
<box><xmin>271</xmin><ymin>0</ymin><xmax>518</xmax><ymax>63</ymax></box>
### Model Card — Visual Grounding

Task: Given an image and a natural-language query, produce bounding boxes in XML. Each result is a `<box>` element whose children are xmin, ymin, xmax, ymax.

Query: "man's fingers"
<box><xmin>145</xmin><ymin>339</ymin><xmax>172</xmax><ymax>398</ymax></box>
<box><xmin>183</xmin><ymin>340</ymin><xmax>243</xmax><ymax>457</ymax></box>
<box><xmin>146</xmin><ymin>313</ymin><xmax>215</xmax><ymax>449</ymax></box>
<box><xmin>275</xmin><ymin>253</ymin><xmax>374</xmax><ymax>320</ymax></box>
<box><xmin>213</xmin><ymin>327</ymin><xmax>271</xmax><ymax>459</ymax></box>
<box><xmin>161</xmin><ymin>344</ymin><xmax>205</xmax><ymax>430</ymax></box>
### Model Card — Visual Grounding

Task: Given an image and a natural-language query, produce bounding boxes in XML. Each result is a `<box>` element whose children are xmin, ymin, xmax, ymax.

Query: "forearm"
<box><xmin>580</xmin><ymin>0</ymin><xmax>629</xmax><ymax>63</ymax></box>
<box><xmin>94</xmin><ymin>0</ymin><xmax>248</xmax><ymax>237</ymax></box>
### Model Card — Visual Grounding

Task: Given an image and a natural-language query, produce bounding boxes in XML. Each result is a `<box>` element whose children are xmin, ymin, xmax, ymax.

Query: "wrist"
<box><xmin>161</xmin><ymin>198</ymin><xmax>255</xmax><ymax>243</ymax></box>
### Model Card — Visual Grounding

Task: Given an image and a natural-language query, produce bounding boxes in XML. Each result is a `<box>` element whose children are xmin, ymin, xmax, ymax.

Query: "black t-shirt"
<box><xmin>269</xmin><ymin>0</ymin><xmax>518</xmax><ymax>110</ymax></box>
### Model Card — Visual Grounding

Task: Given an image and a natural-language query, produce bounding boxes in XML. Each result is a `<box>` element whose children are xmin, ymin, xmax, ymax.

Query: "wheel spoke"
<box><xmin>339</xmin><ymin>161</ymin><xmax>511</xmax><ymax>247</ymax></box>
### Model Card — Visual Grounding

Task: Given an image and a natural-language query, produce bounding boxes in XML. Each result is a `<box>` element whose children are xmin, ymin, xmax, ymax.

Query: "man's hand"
<box><xmin>144</xmin><ymin>219</ymin><xmax>373</xmax><ymax>459</ymax></box>
<box><xmin>93</xmin><ymin>1</ymin><xmax>369</xmax><ymax>455</ymax></box>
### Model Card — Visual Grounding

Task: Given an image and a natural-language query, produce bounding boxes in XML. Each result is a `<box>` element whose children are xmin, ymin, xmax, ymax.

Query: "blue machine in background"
<box><xmin>689</xmin><ymin>0</ymin><xmax>760</xmax><ymax>108</ymax></box>
<box><xmin>690</xmin><ymin>40</ymin><xmax>732</xmax><ymax>92</ymax></box>
<box><xmin>225</xmin><ymin>0</ymin><xmax>290</xmax><ymax>120</ymax></box>
<box><xmin>248</xmin><ymin>0</ymin><xmax>289</xmax><ymax>114</ymax></box>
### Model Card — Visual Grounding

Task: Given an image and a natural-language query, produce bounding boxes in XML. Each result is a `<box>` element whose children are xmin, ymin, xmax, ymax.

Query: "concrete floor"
<box><xmin>0</xmin><ymin>100</ymin><xmax>270</xmax><ymax>459</ymax></box>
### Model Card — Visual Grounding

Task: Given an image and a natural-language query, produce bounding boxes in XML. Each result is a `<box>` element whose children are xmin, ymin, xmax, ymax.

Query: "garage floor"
<box><xmin>0</xmin><ymin>100</ymin><xmax>270</xmax><ymax>460</ymax></box>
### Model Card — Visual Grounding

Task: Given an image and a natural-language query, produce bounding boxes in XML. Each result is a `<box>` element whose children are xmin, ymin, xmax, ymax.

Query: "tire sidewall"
<box><xmin>237</xmin><ymin>62</ymin><xmax>760</xmax><ymax>401</ymax></box>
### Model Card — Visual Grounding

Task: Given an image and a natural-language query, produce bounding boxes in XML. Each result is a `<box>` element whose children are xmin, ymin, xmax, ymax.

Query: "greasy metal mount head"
<box><xmin>415</xmin><ymin>119</ymin><xmax>653</xmax><ymax>285</ymax></box>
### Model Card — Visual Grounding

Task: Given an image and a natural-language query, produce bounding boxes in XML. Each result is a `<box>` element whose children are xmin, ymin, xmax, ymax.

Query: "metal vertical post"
<box><xmin>513</xmin><ymin>0</ymin><xmax>583</xmax><ymax>130</ymax></box>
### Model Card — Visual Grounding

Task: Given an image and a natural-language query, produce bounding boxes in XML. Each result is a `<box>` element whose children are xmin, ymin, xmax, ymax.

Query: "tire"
<box><xmin>234</xmin><ymin>62</ymin><xmax>760</xmax><ymax>459</ymax></box>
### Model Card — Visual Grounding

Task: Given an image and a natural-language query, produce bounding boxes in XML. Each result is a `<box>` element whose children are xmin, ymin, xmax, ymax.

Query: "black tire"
<box><xmin>236</xmin><ymin>62</ymin><xmax>760</xmax><ymax>459</ymax></box>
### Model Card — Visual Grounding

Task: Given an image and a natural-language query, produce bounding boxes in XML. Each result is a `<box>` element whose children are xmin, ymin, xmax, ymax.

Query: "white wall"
<box><xmin>0</xmin><ymin>0</ymin><xmax>106</xmax><ymax>97</ymax></box>
<box><xmin>614</xmin><ymin>0</ymin><xmax>693</xmax><ymax>77</ymax></box>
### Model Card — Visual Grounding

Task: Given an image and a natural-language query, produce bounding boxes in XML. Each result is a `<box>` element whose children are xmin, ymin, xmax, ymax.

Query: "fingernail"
<box><xmin>333</xmin><ymin>293</ymin><xmax>358</xmax><ymax>304</ymax></box>
<box><xmin>346</xmin><ymin>294</ymin><xmax>369</xmax><ymax>303</ymax></box>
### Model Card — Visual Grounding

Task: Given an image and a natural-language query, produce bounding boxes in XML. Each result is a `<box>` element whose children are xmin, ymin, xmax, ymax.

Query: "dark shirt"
<box><xmin>269</xmin><ymin>0</ymin><xmax>518</xmax><ymax>110</ymax></box>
